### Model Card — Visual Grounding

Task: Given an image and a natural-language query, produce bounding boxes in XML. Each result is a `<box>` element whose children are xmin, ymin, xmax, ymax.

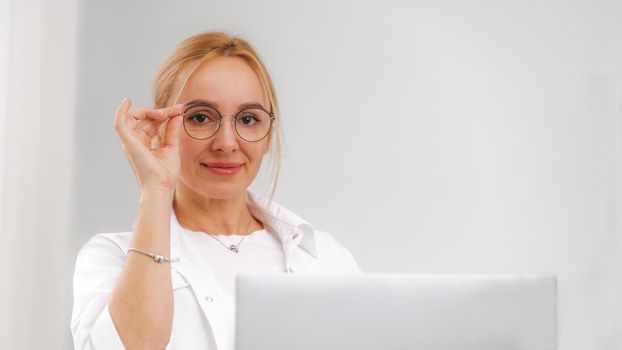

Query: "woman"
<box><xmin>71</xmin><ymin>32</ymin><xmax>360</xmax><ymax>350</ymax></box>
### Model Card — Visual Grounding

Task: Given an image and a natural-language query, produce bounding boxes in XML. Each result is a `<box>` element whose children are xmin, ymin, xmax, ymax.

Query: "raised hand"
<box><xmin>113</xmin><ymin>97</ymin><xmax>186</xmax><ymax>199</ymax></box>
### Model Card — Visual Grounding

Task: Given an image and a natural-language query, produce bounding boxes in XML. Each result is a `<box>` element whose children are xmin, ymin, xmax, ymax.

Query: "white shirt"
<box><xmin>71</xmin><ymin>191</ymin><xmax>361</xmax><ymax>350</ymax></box>
<box><xmin>184</xmin><ymin>228</ymin><xmax>286</xmax><ymax>296</ymax></box>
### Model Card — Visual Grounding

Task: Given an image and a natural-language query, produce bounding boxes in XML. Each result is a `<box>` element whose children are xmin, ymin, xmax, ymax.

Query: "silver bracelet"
<box><xmin>127</xmin><ymin>247</ymin><xmax>179</xmax><ymax>263</ymax></box>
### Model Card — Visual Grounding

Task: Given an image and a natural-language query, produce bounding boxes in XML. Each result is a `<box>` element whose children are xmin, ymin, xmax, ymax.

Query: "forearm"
<box><xmin>108</xmin><ymin>190</ymin><xmax>174</xmax><ymax>349</ymax></box>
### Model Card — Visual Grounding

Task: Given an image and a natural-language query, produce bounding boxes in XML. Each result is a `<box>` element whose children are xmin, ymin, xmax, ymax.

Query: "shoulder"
<box><xmin>311</xmin><ymin>229</ymin><xmax>362</xmax><ymax>273</ymax></box>
<box><xmin>74</xmin><ymin>231</ymin><xmax>133</xmax><ymax>271</ymax></box>
<box><xmin>71</xmin><ymin>232</ymin><xmax>135</xmax><ymax>349</ymax></box>
<box><xmin>247</xmin><ymin>191</ymin><xmax>362</xmax><ymax>273</ymax></box>
<box><xmin>78</xmin><ymin>231</ymin><xmax>133</xmax><ymax>255</ymax></box>
<box><xmin>313</xmin><ymin>229</ymin><xmax>349</xmax><ymax>255</ymax></box>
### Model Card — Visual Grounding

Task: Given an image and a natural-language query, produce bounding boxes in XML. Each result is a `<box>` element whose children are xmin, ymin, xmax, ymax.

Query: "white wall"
<box><xmin>0</xmin><ymin>0</ymin><xmax>10</xmax><ymax>250</ymax></box>
<box><xmin>1</xmin><ymin>0</ymin><xmax>619</xmax><ymax>349</ymax></box>
<box><xmin>0</xmin><ymin>0</ymin><xmax>79</xmax><ymax>349</ymax></box>
<box><xmin>0</xmin><ymin>0</ymin><xmax>10</xmax><ymax>342</ymax></box>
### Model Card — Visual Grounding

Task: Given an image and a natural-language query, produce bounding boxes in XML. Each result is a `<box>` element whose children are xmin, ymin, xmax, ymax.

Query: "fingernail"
<box><xmin>121</xmin><ymin>97</ymin><xmax>128</xmax><ymax>104</ymax></box>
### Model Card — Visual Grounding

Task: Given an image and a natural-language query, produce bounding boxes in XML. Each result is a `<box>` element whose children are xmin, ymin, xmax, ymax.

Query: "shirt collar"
<box><xmin>169</xmin><ymin>190</ymin><xmax>317</xmax><ymax>258</ymax></box>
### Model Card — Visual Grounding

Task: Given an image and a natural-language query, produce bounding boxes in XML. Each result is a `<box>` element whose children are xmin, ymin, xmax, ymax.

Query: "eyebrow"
<box><xmin>184</xmin><ymin>99</ymin><xmax>268</xmax><ymax>111</ymax></box>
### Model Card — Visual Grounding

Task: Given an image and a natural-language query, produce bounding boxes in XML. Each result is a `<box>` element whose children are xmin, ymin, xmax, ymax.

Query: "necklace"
<box><xmin>204</xmin><ymin>214</ymin><xmax>254</xmax><ymax>253</ymax></box>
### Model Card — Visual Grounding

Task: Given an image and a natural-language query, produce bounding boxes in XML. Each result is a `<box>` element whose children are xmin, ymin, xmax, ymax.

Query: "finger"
<box><xmin>131</xmin><ymin>104</ymin><xmax>185</xmax><ymax>121</ymax></box>
<box><xmin>114</xmin><ymin>97</ymin><xmax>151</xmax><ymax>154</ymax></box>
<box><xmin>116</xmin><ymin>97</ymin><xmax>144</xmax><ymax>131</ymax></box>
<box><xmin>136</xmin><ymin>114</ymin><xmax>172</xmax><ymax>141</ymax></box>
<box><xmin>130</xmin><ymin>107</ymin><xmax>167</xmax><ymax>122</ymax></box>
<box><xmin>114</xmin><ymin>97</ymin><xmax>131</xmax><ymax>125</ymax></box>
<box><xmin>138</xmin><ymin>119</ymin><xmax>160</xmax><ymax>138</ymax></box>
<box><xmin>162</xmin><ymin>103</ymin><xmax>186</xmax><ymax>118</ymax></box>
<box><xmin>133</xmin><ymin>117</ymin><xmax>159</xmax><ymax>134</ymax></box>
<box><xmin>163</xmin><ymin>115</ymin><xmax>183</xmax><ymax>148</ymax></box>
<box><xmin>114</xmin><ymin>97</ymin><xmax>133</xmax><ymax>135</ymax></box>
<box><xmin>127</xmin><ymin>103</ymin><xmax>182</xmax><ymax>140</ymax></box>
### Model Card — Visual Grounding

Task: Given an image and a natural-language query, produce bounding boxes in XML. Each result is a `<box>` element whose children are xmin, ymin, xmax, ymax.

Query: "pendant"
<box><xmin>229</xmin><ymin>245</ymin><xmax>239</xmax><ymax>253</ymax></box>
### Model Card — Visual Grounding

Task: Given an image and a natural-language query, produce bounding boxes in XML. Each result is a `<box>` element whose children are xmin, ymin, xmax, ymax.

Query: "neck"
<box><xmin>173</xmin><ymin>182</ymin><xmax>262</xmax><ymax>235</ymax></box>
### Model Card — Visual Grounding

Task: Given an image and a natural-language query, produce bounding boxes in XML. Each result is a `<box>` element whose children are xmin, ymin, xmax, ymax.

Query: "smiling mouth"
<box><xmin>201</xmin><ymin>163</ymin><xmax>243</xmax><ymax>176</ymax></box>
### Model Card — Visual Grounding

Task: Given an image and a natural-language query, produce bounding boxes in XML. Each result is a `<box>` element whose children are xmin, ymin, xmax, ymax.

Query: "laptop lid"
<box><xmin>235</xmin><ymin>274</ymin><xmax>556</xmax><ymax>350</ymax></box>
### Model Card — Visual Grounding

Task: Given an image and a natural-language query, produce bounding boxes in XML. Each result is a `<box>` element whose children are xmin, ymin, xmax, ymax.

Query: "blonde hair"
<box><xmin>152</xmin><ymin>31</ymin><xmax>281</xmax><ymax>201</ymax></box>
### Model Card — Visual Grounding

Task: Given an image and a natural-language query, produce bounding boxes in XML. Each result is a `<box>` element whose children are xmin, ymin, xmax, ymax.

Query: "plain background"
<box><xmin>1</xmin><ymin>0</ymin><xmax>621</xmax><ymax>349</ymax></box>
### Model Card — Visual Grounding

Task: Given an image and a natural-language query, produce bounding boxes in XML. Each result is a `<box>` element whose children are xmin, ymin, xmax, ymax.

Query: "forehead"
<box><xmin>176</xmin><ymin>56</ymin><xmax>269</xmax><ymax>110</ymax></box>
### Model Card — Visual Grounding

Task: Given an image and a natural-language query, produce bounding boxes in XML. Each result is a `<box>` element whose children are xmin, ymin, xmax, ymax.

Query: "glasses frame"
<box><xmin>179</xmin><ymin>103</ymin><xmax>276</xmax><ymax>142</ymax></box>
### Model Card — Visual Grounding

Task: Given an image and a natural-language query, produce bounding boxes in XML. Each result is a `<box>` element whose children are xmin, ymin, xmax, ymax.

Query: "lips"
<box><xmin>201</xmin><ymin>162</ymin><xmax>244</xmax><ymax>176</ymax></box>
<box><xmin>204</xmin><ymin>162</ymin><xmax>243</xmax><ymax>168</ymax></box>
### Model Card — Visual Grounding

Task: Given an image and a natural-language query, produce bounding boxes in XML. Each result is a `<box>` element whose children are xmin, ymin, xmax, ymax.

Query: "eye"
<box><xmin>237</xmin><ymin>113</ymin><xmax>259</xmax><ymax>126</ymax></box>
<box><xmin>185</xmin><ymin>107</ymin><xmax>219</xmax><ymax>125</ymax></box>
<box><xmin>191</xmin><ymin>113</ymin><xmax>208</xmax><ymax>123</ymax></box>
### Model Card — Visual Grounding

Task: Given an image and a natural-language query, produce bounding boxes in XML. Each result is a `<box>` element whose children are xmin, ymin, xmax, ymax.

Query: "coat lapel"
<box><xmin>169</xmin><ymin>213</ymin><xmax>236</xmax><ymax>350</ymax></box>
<box><xmin>165</xmin><ymin>190</ymin><xmax>322</xmax><ymax>350</ymax></box>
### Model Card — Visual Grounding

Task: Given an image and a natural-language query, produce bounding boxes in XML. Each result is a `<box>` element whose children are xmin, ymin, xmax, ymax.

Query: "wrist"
<box><xmin>141</xmin><ymin>174</ymin><xmax>176</xmax><ymax>197</ymax></box>
<box><xmin>140</xmin><ymin>187</ymin><xmax>175</xmax><ymax>204</ymax></box>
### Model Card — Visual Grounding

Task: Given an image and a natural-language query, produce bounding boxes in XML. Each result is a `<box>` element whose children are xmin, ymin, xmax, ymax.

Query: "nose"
<box><xmin>210</xmin><ymin>115</ymin><xmax>239</xmax><ymax>152</ymax></box>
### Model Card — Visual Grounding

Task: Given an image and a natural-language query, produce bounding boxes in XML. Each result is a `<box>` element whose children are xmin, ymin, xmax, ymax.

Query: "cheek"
<box><xmin>246</xmin><ymin>142</ymin><xmax>269</xmax><ymax>163</ymax></box>
<box><xmin>178</xmin><ymin>137</ymin><xmax>202</xmax><ymax>164</ymax></box>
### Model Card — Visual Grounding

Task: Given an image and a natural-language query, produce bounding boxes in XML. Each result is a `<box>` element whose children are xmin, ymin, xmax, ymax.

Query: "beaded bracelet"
<box><xmin>127</xmin><ymin>248</ymin><xmax>179</xmax><ymax>263</ymax></box>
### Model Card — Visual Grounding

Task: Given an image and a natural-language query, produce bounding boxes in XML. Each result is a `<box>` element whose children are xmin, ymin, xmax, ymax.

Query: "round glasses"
<box><xmin>181</xmin><ymin>103</ymin><xmax>275</xmax><ymax>142</ymax></box>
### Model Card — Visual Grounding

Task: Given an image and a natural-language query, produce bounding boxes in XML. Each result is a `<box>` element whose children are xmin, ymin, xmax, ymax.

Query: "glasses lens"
<box><xmin>183</xmin><ymin>105</ymin><xmax>220</xmax><ymax>140</ymax></box>
<box><xmin>235</xmin><ymin>108</ymin><xmax>272</xmax><ymax>141</ymax></box>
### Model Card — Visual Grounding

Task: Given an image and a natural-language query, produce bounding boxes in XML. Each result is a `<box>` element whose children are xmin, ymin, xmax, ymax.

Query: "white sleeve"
<box><xmin>341</xmin><ymin>246</ymin><xmax>363</xmax><ymax>274</ymax></box>
<box><xmin>314</xmin><ymin>230</ymin><xmax>363</xmax><ymax>274</ymax></box>
<box><xmin>71</xmin><ymin>234</ymin><xmax>127</xmax><ymax>350</ymax></box>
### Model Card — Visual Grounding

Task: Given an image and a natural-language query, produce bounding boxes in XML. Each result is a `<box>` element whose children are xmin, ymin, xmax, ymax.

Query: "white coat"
<box><xmin>71</xmin><ymin>191</ymin><xmax>361</xmax><ymax>349</ymax></box>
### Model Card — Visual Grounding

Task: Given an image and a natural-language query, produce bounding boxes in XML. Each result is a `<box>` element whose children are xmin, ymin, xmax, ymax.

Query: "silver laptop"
<box><xmin>235</xmin><ymin>274</ymin><xmax>556</xmax><ymax>350</ymax></box>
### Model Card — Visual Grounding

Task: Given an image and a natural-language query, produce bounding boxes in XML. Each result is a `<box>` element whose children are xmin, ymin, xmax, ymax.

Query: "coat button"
<box><xmin>205</xmin><ymin>296</ymin><xmax>214</xmax><ymax>303</ymax></box>
<box><xmin>287</xmin><ymin>266</ymin><xmax>295</xmax><ymax>273</ymax></box>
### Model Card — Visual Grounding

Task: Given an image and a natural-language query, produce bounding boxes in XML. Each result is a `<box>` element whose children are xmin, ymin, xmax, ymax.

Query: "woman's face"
<box><xmin>173</xmin><ymin>56</ymin><xmax>271</xmax><ymax>200</ymax></box>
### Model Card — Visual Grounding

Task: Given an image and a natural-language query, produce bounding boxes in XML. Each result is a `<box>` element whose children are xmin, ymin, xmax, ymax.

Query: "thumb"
<box><xmin>163</xmin><ymin>115</ymin><xmax>182</xmax><ymax>148</ymax></box>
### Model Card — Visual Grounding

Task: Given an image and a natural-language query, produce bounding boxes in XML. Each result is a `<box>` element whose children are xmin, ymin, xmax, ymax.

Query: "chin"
<box><xmin>202</xmin><ymin>184</ymin><xmax>247</xmax><ymax>200</ymax></box>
